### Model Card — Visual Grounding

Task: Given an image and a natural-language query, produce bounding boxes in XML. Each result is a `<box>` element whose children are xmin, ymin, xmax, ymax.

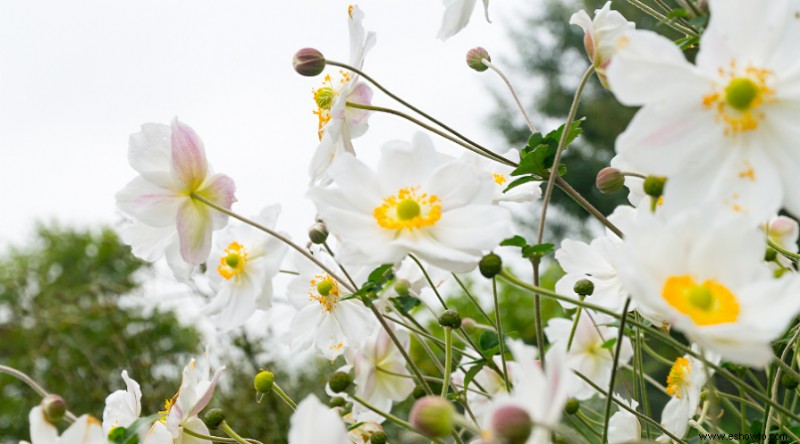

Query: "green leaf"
<box><xmin>666</xmin><ymin>8</ymin><xmax>689</xmax><ymax>19</ymax></box>
<box><xmin>479</xmin><ymin>331</ymin><xmax>500</xmax><ymax>355</ymax></box>
<box><xmin>601</xmin><ymin>338</ymin><xmax>617</xmax><ymax>350</ymax></box>
<box><xmin>462</xmin><ymin>363</ymin><xmax>485</xmax><ymax>392</ymax></box>
<box><xmin>503</xmin><ymin>175</ymin><xmax>540</xmax><ymax>193</ymax></box>
<box><xmin>390</xmin><ymin>295</ymin><xmax>420</xmax><ymax>314</ymax></box>
<box><xmin>500</xmin><ymin>235</ymin><xmax>528</xmax><ymax>247</ymax></box>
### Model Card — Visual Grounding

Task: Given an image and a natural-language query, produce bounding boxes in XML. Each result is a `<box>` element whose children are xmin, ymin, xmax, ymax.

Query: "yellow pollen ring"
<box><xmin>702</xmin><ymin>64</ymin><xmax>775</xmax><ymax>136</ymax></box>
<box><xmin>312</xmin><ymin>71</ymin><xmax>353</xmax><ymax>140</ymax></box>
<box><xmin>374</xmin><ymin>186</ymin><xmax>442</xmax><ymax>230</ymax></box>
<box><xmin>492</xmin><ymin>173</ymin><xmax>507</xmax><ymax>185</ymax></box>
<box><xmin>310</xmin><ymin>274</ymin><xmax>340</xmax><ymax>312</ymax></box>
<box><xmin>218</xmin><ymin>241</ymin><xmax>248</xmax><ymax>280</ymax></box>
<box><xmin>662</xmin><ymin>275</ymin><xmax>739</xmax><ymax>326</ymax></box>
<box><xmin>666</xmin><ymin>357</ymin><xmax>691</xmax><ymax>398</ymax></box>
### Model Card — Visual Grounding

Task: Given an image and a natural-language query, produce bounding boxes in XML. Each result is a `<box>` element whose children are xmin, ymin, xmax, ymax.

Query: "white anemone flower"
<box><xmin>285</xmin><ymin>251</ymin><xmax>377</xmax><ymax>360</ymax></box>
<box><xmin>607</xmin><ymin>0</ymin><xmax>800</xmax><ymax>221</ymax></box>
<box><xmin>288</xmin><ymin>395</ymin><xmax>348</xmax><ymax>444</ymax></box>
<box><xmin>115</xmin><ymin>119</ymin><xmax>236</xmax><ymax>272</ymax></box>
<box><xmin>22</xmin><ymin>407</ymin><xmax>105</xmax><ymax>444</ymax></box>
<box><xmin>437</xmin><ymin>0</ymin><xmax>490</xmax><ymax>40</ymax></box>
<box><xmin>203</xmin><ymin>205</ymin><xmax>288</xmax><ymax>330</ymax></box>
<box><xmin>102</xmin><ymin>371</ymin><xmax>173</xmax><ymax>444</ymax></box>
<box><xmin>615</xmin><ymin>209</ymin><xmax>800</xmax><ymax>367</ymax></box>
<box><xmin>461</xmin><ymin>149</ymin><xmax>542</xmax><ymax>204</ymax></box>
<box><xmin>310</xmin><ymin>5</ymin><xmax>376</xmax><ymax>184</ymax></box>
<box><xmin>163</xmin><ymin>353</ymin><xmax>226</xmax><ymax>444</ymax></box>
<box><xmin>309</xmin><ymin>133</ymin><xmax>512</xmax><ymax>273</ymax></box>
<box><xmin>608</xmin><ymin>396</ymin><xmax>641</xmax><ymax>444</ymax></box>
<box><xmin>569</xmin><ymin>1</ymin><xmax>635</xmax><ymax>88</ymax></box>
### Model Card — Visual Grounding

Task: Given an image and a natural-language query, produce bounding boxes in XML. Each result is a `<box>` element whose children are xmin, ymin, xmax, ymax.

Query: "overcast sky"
<box><xmin>0</xmin><ymin>0</ymin><xmax>543</xmax><ymax>249</ymax></box>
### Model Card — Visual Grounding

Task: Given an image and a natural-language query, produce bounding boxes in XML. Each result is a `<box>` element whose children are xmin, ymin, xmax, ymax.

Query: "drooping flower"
<box><xmin>309</xmin><ymin>133</ymin><xmax>512</xmax><ymax>273</ymax></box>
<box><xmin>309</xmin><ymin>5</ymin><xmax>376</xmax><ymax>184</ymax></box>
<box><xmin>22</xmin><ymin>407</ymin><xmax>106</xmax><ymax>444</ymax></box>
<box><xmin>608</xmin><ymin>396</ymin><xmax>641</xmax><ymax>444</ymax></box>
<box><xmin>116</xmin><ymin>119</ymin><xmax>236</xmax><ymax>270</ymax></box>
<box><xmin>164</xmin><ymin>352</ymin><xmax>226</xmax><ymax>443</ymax></box>
<box><xmin>102</xmin><ymin>371</ymin><xmax>172</xmax><ymax>444</ymax></box>
<box><xmin>570</xmin><ymin>1</ymin><xmax>635</xmax><ymax>88</ymax></box>
<box><xmin>607</xmin><ymin>0</ymin><xmax>800</xmax><ymax>221</ymax></box>
<box><xmin>437</xmin><ymin>0</ymin><xmax>490</xmax><ymax>40</ymax></box>
<box><xmin>615</xmin><ymin>209</ymin><xmax>800</xmax><ymax>366</ymax></box>
<box><xmin>288</xmin><ymin>395</ymin><xmax>349</xmax><ymax>444</ymax></box>
<box><xmin>203</xmin><ymin>205</ymin><xmax>288</xmax><ymax>330</ymax></box>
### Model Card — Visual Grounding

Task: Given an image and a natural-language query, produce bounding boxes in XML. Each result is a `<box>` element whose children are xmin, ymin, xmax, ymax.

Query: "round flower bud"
<box><xmin>781</xmin><ymin>372</ymin><xmax>800</xmax><ymax>390</ymax></box>
<box><xmin>643</xmin><ymin>176</ymin><xmax>666</xmax><ymax>198</ymax></box>
<box><xmin>564</xmin><ymin>398</ymin><xmax>580</xmax><ymax>415</ymax></box>
<box><xmin>410</xmin><ymin>396</ymin><xmax>455</xmax><ymax>438</ymax></box>
<box><xmin>491</xmin><ymin>405</ymin><xmax>533</xmax><ymax>444</ymax></box>
<box><xmin>394</xmin><ymin>279</ymin><xmax>411</xmax><ymax>296</ymax></box>
<box><xmin>329</xmin><ymin>371</ymin><xmax>353</xmax><ymax>393</ymax></box>
<box><xmin>41</xmin><ymin>394</ymin><xmax>66</xmax><ymax>423</ymax></box>
<box><xmin>412</xmin><ymin>385</ymin><xmax>427</xmax><ymax>399</ymax></box>
<box><xmin>573</xmin><ymin>279</ymin><xmax>595</xmax><ymax>297</ymax></box>
<box><xmin>308</xmin><ymin>221</ymin><xmax>329</xmax><ymax>244</ymax></box>
<box><xmin>765</xmin><ymin>248</ymin><xmax>778</xmax><ymax>262</ymax></box>
<box><xmin>370</xmin><ymin>431</ymin><xmax>388</xmax><ymax>444</ymax></box>
<box><xmin>329</xmin><ymin>396</ymin><xmax>347</xmax><ymax>408</ymax></box>
<box><xmin>479</xmin><ymin>253</ymin><xmax>502</xmax><ymax>278</ymax></box>
<box><xmin>293</xmin><ymin>48</ymin><xmax>326</xmax><ymax>77</ymax></box>
<box><xmin>595</xmin><ymin>167</ymin><xmax>625</xmax><ymax>194</ymax></box>
<box><xmin>254</xmin><ymin>370</ymin><xmax>275</xmax><ymax>394</ymax></box>
<box><xmin>438</xmin><ymin>309</ymin><xmax>462</xmax><ymax>329</ymax></box>
<box><xmin>466</xmin><ymin>47</ymin><xmax>491</xmax><ymax>72</ymax></box>
<box><xmin>203</xmin><ymin>408</ymin><xmax>226</xmax><ymax>430</ymax></box>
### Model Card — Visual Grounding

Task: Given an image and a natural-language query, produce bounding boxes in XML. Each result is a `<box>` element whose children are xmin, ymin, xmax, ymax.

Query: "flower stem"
<box><xmin>221</xmin><ymin>421</ymin><xmax>251</xmax><ymax>444</ymax></box>
<box><xmin>0</xmin><ymin>364</ymin><xmax>78</xmax><ymax>422</ymax></box>
<box><xmin>272</xmin><ymin>382</ymin><xmax>297</xmax><ymax>411</ymax></box>
<box><xmin>764</xmin><ymin>325</ymin><xmax>800</xmax><ymax>443</ymax></box>
<box><xmin>442</xmin><ymin>327</ymin><xmax>453</xmax><ymax>397</ymax></box>
<box><xmin>767</xmin><ymin>238</ymin><xmax>800</xmax><ymax>261</ymax></box>
<box><xmin>183</xmin><ymin>427</ymin><xmax>262</xmax><ymax>444</ymax></box>
<box><xmin>482</xmin><ymin>59</ymin><xmax>536</xmax><ymax>134</ymax></box>
<box><xmin>492</xmin><ymin>278</ymin><xmax>510</xmax><ymax>391</ymax></box>
<box><xmin>600</xmin><ymin>297</ymin><xmax>631</xmax><ymax>444</ymax></box>
<box><xmin>555</xmin><ymin>177</ymin><xmax>623</xmax><ymax>237</ymax></box>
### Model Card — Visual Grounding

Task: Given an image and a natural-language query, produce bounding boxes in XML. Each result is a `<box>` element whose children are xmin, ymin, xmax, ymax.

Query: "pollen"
<box><xmin>312</xmin><ymin>71</ymin><xmax>353</xmax><ymax>140</ymax></box>
<box><xmin>158</xmin><ymin>392</ymin><xmax>179</xmax><ymax>422</ymax></box>
<box><xmin>666</xmin><ymin>357</ymin><xmax>691</xmax><ymax>398</ymax></box>
<box><xmin>218</xmin><ymin>241</ymin><xmax>248</xmax><ymax>280</ymax></box>
<box><xmin>662</xmin><ymin>275</ymin><xmax>740</xmax><ymax>326</ymax></box>
<box><xmin>310</xmin><ymin>274</ymin><xmax>340</xmax><ymax>312</ymax></box>
<box><xmin>374</xmin><ymin>186</ymin><xmax>442</xmax><ymax>230</ymax></box>
<box><xmin>702</xmin><ymin>62</ymin><xmax>776</xmax><ymax>136</ymax></box>
<box><xmin>492</xmin><ymin>173</ymin><xmax>507</xmax><ymax>185</ymax></box>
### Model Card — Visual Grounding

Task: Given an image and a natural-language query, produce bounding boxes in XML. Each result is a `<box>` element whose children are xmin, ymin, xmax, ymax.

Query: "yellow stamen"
<box><xmin>702</xmin><ymin>62</ymin><xmax>775</xmax><ymax>136</ymax></box>
<box><xmin>662</xmin><ymin>275</ymin><xmax>739</xmax><ymax>326</ymax></box>
<box><xmin>310</xmin><ymin>274</ymin><xmax>340</xmax><ymax>312</ymax></box>
<box><xmin>157</xmin><ymin>393</ymin><xmax>179</xmax><ymax>422</ymax></box>
<box><xmin>312</xmin><ymin>70</ymin><xmax>353</xmax><ymax>140</ymax></box>
<box><xmin>492</xmin><ymin>173</ymin><xmax>507</xmax><ymax>185</ymax></box>
<box><xmin>666</xmin><ymin>357</ymin><xmax>691</xmax><ymax>398</ymax></box>
<box><xmin>373</xmin><ymin>186</ymin><xmax>442</xmax><ymax>230</ymax></box>
<box><xmin>217</xmin><ymin>241</ymin><xmax>248</xmax><ymax>280</ymax></box>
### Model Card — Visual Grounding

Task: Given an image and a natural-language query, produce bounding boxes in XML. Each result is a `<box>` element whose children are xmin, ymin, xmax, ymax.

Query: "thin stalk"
<box><xmin>555</xmin><ymin>177</ymin><xmax>623</xmax><ymax>237</ymax></box>
<box><xmin>566</xmin><ymin>302</ymin><xmax>584</xmax><ymax>351</ymax></box>
<box><xmin>221</xmin><ymin>421</ymin><xmax>251</xmax><ymax>444</ymax></box>
<box><xmin>183</xmin><ymin>427</ymin><xmax>262</xmax><ymax>444</ymax></box>
<box><xmin>321</xmin><ymin>242</ymin><xmax>358</xmax><ymax>289</ymax></box>
<box><xmin>0</xmin><ymin>364</ymin><xmax>78</xmax><ymax>422</ymax></box>
<box><xmin>764</xmin><ymin>325</ymin><xmax>800</xmax><ymax>443</ymax></box>
<box><xmin>768</xmin><ymin>239</ymin><xmax>800</xmax><ymax>261</ymax></box>
<box><xmin>272</xmin><ymin>382</ymin><xmax>297</xmax><ymax>410</ymax></box>
<box><xmin>453</xmin><ymin>273</ymin><xmax>495</xmax><ymax>325</ymax></box>
<box><xmin>408</xmin><ymin>254</ymin><xmax>449</xmax><ymax>309</ymax></box>
<box><xmin>600</xmin><ymin>297</ymin><xmax>632</xmax><ymax>444</ymax></box>
<box><xmin>625</xmin><ymin>0</ymin><xmax>698</xmax><ymax>36</ymax></box>
<box><xmin>492</xmin><ymin>278</ymin><xmax>510</xmax><ymax>391</ymax></box>
<box><xmin>531</xmin><ymin>257</ymin><xmax>547</xmax><ymax>368</ymax></box>
<box><xmin>483</xmin><ymin>59</ymin><xmax>536</xmax><ymax>133</ymax></box>
<box><xmin>442</xmin><ymin>327</ymin><xmax>453</xmax><ymax>397</ymax></box>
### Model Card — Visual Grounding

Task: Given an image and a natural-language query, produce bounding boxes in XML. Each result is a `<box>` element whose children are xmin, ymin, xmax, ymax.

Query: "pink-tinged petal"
<box><xmin>171</xmin><ymin>118</ymin><xmax>208</xmax><ymax>190</ymax></box>
<box><xmin>115</xmin><ymin>176</ymin><xmax>184</xmax><ymax>227</ymax></box>
<box><xmin>197</xmin><ymin>173</ymin><xmax>237</xmax><ymax>229</ymax></box>
<box><xmin>188</xmin><ymin>366</ymin><xmax>226</xmax><ymax>418</ymax></box>
<box><xmin>29</xmin><ymin>407</ymin><xmax>59</xmax><ymax>444</ymax></box>
<box><xmin>59</xmin><ymin>415</ymin><xmax>105</xmax><ymax>444</ymax></box>
<box><xmin>176</xmin><ymin>199</ymin><xmax>214</xmax><ymax>264</ymax></box>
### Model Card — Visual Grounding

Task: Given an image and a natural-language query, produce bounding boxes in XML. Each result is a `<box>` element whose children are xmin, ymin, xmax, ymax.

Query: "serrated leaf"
<box><xmin>367</xmin><ymin>263</ymin><xmax>394</xmax><ymax>283</ymax></box>
<box><xmin>522</xmin><ymin>243</ymin><xmax>554</xmax><ymax>259</ymax></box>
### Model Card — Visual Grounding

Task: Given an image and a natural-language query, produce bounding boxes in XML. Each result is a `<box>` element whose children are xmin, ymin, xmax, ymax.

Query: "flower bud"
<box><xmin>254</xmin><ymin>370</ymin><xmax>275</xmax><ymax>394</ymax></box>
<box><xmin>491</xmin><ymin>405</ymin><xmax>533</xmax><ymax>444</ymax></box>
<box><xmin>479</xmin><ymin>253</ymin><xmax>502</xmax><ymax>278</ymax></box>
<box><xmin>41</xmin><ymin>394</ymin><xmax>66</xmax><ymax>423</ymax></box>
<box><xmin>393</xmin><ymin>279</ymin><xmax>411</xmax><ymax>296</ymax></box>
<box><xmin>765</xmin><ymin>248</ymin><xmax>778</xmax><ymax>262</ymax></box>
<box><xmin>308</xmin><ymin>221</ymin><xmax>329</xmax><ymax>244</ymax></box>
<box><xmin>203</xmin><ymin>408</ymin><xmax>226</xmax><ymax>430</ymax></box>
<box><xmin>564</xmin><ymin>398</ymin><xmax>580</xmax><ymax>415</ymax></box>
<box><xmin>643</xmin><ymin>176</ymin><xmax>666</xmax><ymax>199</ymax></box>
<box><xmin>595</xmin><ymin>167</ymin><xmax>625</xmax><ymax>194</ymax></box>
<box><xmin>329</xmin><ymin>396</ymin><xmax>347</xmax><ymax>408</ymax></box>
<box><xmin>466</xmin><ymin>47</ymin><xmax>491</xmax><ymax>72</ymax></box>
<box><xmin>573</xmin><ymin>279</ymin><xmax>595</xmax><ymax>297</ymax></box>
<box><xmin>460</xmin><ymin>317</ymin><xmax>477</xmax><ymax>330</ymax></box>
<box><xmin>293</xmin><ymin>48</ymin><xmax>326</xmax><ymax>77</ymax></box>
<box><xmin>370</xmin><ymin>431</ymin><xmax>388</xmax><ymax>444</ymax></box>
<box><xmin>410</xmin><ymin>396</ymin><xmax>455</xmax><ymax>438</ymax></box>
<box><xmin>781</xmin><ymin>372</ymin><xmax>800</xmax><ymax>390</ymax></box>
<box><xmin>438</xmin><ymin>309</ymin><xmax>462</xmax><ymax>329</ymax></box>
<box><xmin>329</xmin><ymin>371</ymin><xmax>353</xmax><ymax>393</ymax></box>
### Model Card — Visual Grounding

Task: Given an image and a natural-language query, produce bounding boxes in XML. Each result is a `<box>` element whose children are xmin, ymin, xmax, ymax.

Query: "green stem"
<box><xmin>452</xmin><ymin>273</ymin><xmax>495</xmax><ymax>325</ymax></box>
<box><xmin>442</xmin><ymin>327</ymin><xmax>453</xmax><ymax>397</ymax></box>
<box><xmin>600</xmin><ymin>298</ymin><xmax>632</xmax><ymax>444</ymax></box>
<box><xmin>221</xmin><ymin>421</ymin><xmax>251</xmax><ymax>444</ymax></box>
<box><xmin>351</xmin><ymin>394</ymin><xmax>445</xmax><ymax>443</ymax></box>
<box><xmin>482</xmin><ymin>59</ymin><xmax>536</xmax><ymax>134</ymax></box>
<box><xmin>408</xmin><ymin>254</ymin><xmax>449</xmax><ymax>309</ymax></box>
<box><xmin>767</xmin><ymin>239</ymin><xmax>800</xmax><ymax>261</ymax></box>
<box><xmin>566</xmin><ymin>301</ymin><xmax>584</xmax><ymax>351</ymax></box>
<box><xmin>555</xmin><ymin>177</ymin><xmax>623</xmax><ymax>238</ymax></box>
<box><xmin>763</xmin><ymin>325</ymin><xmax>800</xmax><ymax>443</ymax></box>
<box><xmin>183</xmin><ymin>427</ymin><xmax>262</xmax><ymax>444</ymax></box>
<box><xmin>625</xmin><ymin>0</ymin><xmax>699</xmax><ymax>36</ymax></box>
<box><xmin>0</xmin><ymin>364</ymin><xmax>78</xmax><ymax>422</ymax></box>
<box><xmin>492</xmin><ymin>278</ymin><xmax>510</xmax><ymax>391</ymax></box>
<box><xmin>272</xmin><ymin>382</ymin><xmax>297</xmax><ymax>410</ymax></box>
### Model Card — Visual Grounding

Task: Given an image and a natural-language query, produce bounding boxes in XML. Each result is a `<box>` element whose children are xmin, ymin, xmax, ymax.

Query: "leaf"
<box><xmin>350</xmin><ymin>263</ymin><xmax>395</xmax><ymax>301</ymax></box>
<box><xmin>601</xmin><ymin>338</ymin><xmax>617</xmax><ymax>350</ymax></box>
<box><xmin>462</xmin><ymin>363</ymin><xmax>485</xmax><ymax>392</ymax></box>
<box><xmin>503</xmin><ymin>175</ymin><xmax>540</xmax><ymax>193</ymax></box>
<box><xmin>390</xmin><ymin>295</ymin><xmax>420</xmax><ymax>314</ymax></box>
<box><xmin>500</xmin><ymin>235</ymin><xmax>527</xmax><ymax>248</ymax></box>
<box><xmin>479</xmin><ymin>331</ymin><xmax>500</xmax><ymax>356</ymax></box>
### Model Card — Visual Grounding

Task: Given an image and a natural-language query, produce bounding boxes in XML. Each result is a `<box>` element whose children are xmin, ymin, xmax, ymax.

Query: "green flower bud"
<box><xmin>410</xmin><ymin>396</ymin><xmax>455</xmax><ymax>438</ymax></box>
<box><xmin>203</xmin><ymin>408</ymin><xmax>226</xmax><ymax>430</ymax></box>
<box><xmin>479</xmin><ymin>252</ymin><xmax>502</xmax><ymax>278</ymax></box>
<box><xmin>293</xmin><ymin>48</ymin><xmax>326</xmax><ymax>77</ymax></box>
<box><xmin>643</xmin><ymin>176</ymin><xmax>666</xmax><ymax>198</ymax></box>
<box><xmin>370</xmin><ymin>431</ymin><xmax>388</xmax><ymax>444</ymax></box>
<box><xmin>394</xmin><ymin>279</ymin><xmax>411</xmax><ymax>296</ymax></box>
<box><xmin>254</xmin><ymin>370</ymin><xmax>275</xmax><ymax>394</ymax></box>
<box><xmin>573</xmin><ymin>279</ymin><xmax>595</xmax><ymax>297</ymax></box>
<box><xmin>491</xmin><ymin>405</ymin><xmax>533</xmax><ymax>444</ymax></box>
<box><xmin>564</xmin><ymin>398</ymin><xmax>580</xmax><ymax>415</ymax></box>
<box><xmin>42</xmin><ymin>394</ymin><xmax>66</xmax><ymax>423</ymax></box>
<box><xmin>781</xmin><ymin>372</ymin><xmax>800</xmax><ymax>390</ymax></box>
<box><xmin>329</xmin><ymin>371</ymin><xmax>353</xmax><ymax>393</ymax></box>
<box><xmin>765</xmin><ymin>248</ymin><xmax>778</xmax><ymax>262</ymax></box>
<box><xmin>596</xmin><ymin>167</ymin><xmax>625</xmax><ymax>194</ymax></box>
<box><xmin>308</xmin><ymin>221</ymin><xmax>329</xmax><ymax>244</ymax></box>
<box><xmin>329</xmin><ymin>397</ymin><xmax>347</xmax><ymax>408</ymax></box>
<box><xmin>438</xmin><ymin>309</ymin><xmax>462</xmax><ymax>329</ymax></box>
<box><xmin>466</xmin><ymin>47</ymin><xmax>491</xmax><ymax>72</ymax></box>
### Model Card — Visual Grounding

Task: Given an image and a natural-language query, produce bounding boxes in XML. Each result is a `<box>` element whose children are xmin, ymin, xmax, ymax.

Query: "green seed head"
<box><xmin>688</xmin><ymin>285</ymin><xmax>714</xmax><ymax>311</ymax></box>
<box><xmin>396</xmin><ymin>199</ymin><xmax>421</xmax><ymax>220</ymax></box>
<box><xmin>643</xmin><ymin>176</ymin><xmax>666</xmax><ymax>198</ymax></box>
<box><xmin>725</xmin><ymin>77</ymin><xmax>759</xmax><ymax>111</ymax></box>
<box><xmin>479</xmin><ymin>252</ymin><xmax>503</xmax><ymax>278</ymax></box>
<box><xmin>254</xmin><ymin>370</ymin><xmax>275</xmax><ymax>394</ymax></box>
<box><xmin>315</xmin><ymin>87</ymin><xmax>335</xmax><ymax>110</ymax></box>
<box><xmin>329</xmin><ymin>371</ymin><xmax>353</xmax><ymax>393</ymax></box>
<box><xmin>203</xmin><ymin>408</ymin><xmax>226</xmax><ymax>430</ymax></box>
<box><xmin>317</xmin><ymin>280</ymin><xmax>334</xmax><ymax>296</ymax></box>
<box><xmin>573</xmin><ymin>279</ymin><xmax>595</xmax><ymax>297</ymax></box>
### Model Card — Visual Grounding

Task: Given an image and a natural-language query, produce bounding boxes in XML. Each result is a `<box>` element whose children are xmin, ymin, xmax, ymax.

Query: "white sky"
<box><xmin>0</xmin><ymin>0</ymin><xmax>536</xmax><ymax>248</ymax></box>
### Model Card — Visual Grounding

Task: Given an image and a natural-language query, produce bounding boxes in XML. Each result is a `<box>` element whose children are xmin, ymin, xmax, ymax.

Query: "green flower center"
<box><xmin>314</xmin><ymin>87</ymin><xmax>335</xmax><ymax>110</ymax></box>
<box><xmin>224</xmin><ymin>253</ymin><xmax>240</xmax><ymax>269</ymax></box>
<box><xmin>725</xmin><ymin>77</ymin><xmax>759</xmax><ymax>111</ymax></box>
<box><xmin>396</xmin><ymin>199</ymin><xmax>421</xmax><ymax>220</ymax></box>
<box><xmin>317</xmin><ymin>280</ymin><xmax>334</xmax><ymax>296</ymax></box>
<box><xmin>687</xmin><ymin>285</ymin><xmax>714</xmax><ymax>311</ymax></box>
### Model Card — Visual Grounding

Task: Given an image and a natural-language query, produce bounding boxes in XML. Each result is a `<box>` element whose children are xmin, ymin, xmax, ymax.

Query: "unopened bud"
<box><xmin>308</xmin><ymin>222</ymin><xmax>329</xmax><ymax>244</ymax></box>
<box><xmin>254</xmin><ymin>370</ymin><xmax>275</xmax><ymax>394</ymax></box>
<box><xmin>564</xmin><ymin>398</ymin><xmax>580</xmax><ymax>415</ymax></box>
<box><xmin>595</xmin><ymin>167</ymin><xmax>625</xmax><ymax>194</ymax></box>
<box><xmin>491</xmin><ymin>405</ymin><xmax>533</xmax><ymax>444</ymax></box>
<box><xmin>293</xmin><ymin>48</ymin><xmax>326</xmax><ymax>77</ymax></box>
<box><xmin>573</xmin><ymin>279</ymin><xmax>594</xmax><ymax>297</ymax></box>
<box><xmin>410</xmin><ymin>396</ymin><xmax>455</xmax><ymax>438</ymax></box>
<box><xmin>643</xmin><ymin>176</ymin><xmax>666</xmax><ymax>199</ymax></box>
<box><xmin>765</xmin><ymin>248</ymin><xmax>778</xmax><ymax>262</ymax></box>
<box><xmin>370</xmin><ymin>431</ymin><xmax>388</xmax><ymax>444</ymax></box>
<box><xmin>329</xmin><ymin>397</ymin><xmax>347</xmax><ymax>408</ymax></box>
<box><xmin>329</xmin><ymin>371</ymin><xmax>353</xmax><ymax>393</ymax></box>
<box><xmin>479</xmin><ymin>253</ymin><xmax>502</xmax><ymax>278</ymax></box>
<box><xmin>394</xmin><ymin>279</ymin><xmax>411</xmax><ymax>296</ymax></box>
<box><xmin>203</xmin><ymin>408</ymin><xmax>226</xmax><ymax>430</ymax></box>
<box><xmin>781</xmin><ymin>372</ymin><xmax>800</xmax><ymax>390</ymax></box>
<box><xmin>438</xmin><ymin>309</ymin><xmax>462</xmax><ymax>329</ymax></box>
<box><xmin>466</xmin><ymin>47</ymin><xmax>491</xmax><ymax>72</ymax></box>
<box><xmin>41</xmin><ymin>394</ymin><xmax>66</xmax><ymax>423</ymax></box>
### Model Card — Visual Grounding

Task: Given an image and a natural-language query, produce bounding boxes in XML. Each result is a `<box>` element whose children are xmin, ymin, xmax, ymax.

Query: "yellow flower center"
<box><xmin>374</xmin><ymin>186</ymin><xmax>442</xmax><ymax>230</ymax></box>
<box><xmin>310</xmin><ymin>274</ymin><xmax>340</xmax><ymax>312</ymax></box>
<box><xmin>666</xmin><ymin>356</ymin><xmax>691</xmax><ymax>398</ymax></box>
<box><xmin>492</xmin><ymin>173</ymin><xmax>507</xmax><ymax>185</ymax></box>
<box><xmin>662</xmin><ymin>275</ymin><xmax>740</xmax><ymax>326</ymax></box>
<box><xmin>157</xmin><ymin>393</ymin><xmax>179</xmax><ymax>422</ymax></box>
<box><xmin>312</xmin><ymin>71</ymin><xmax>352</xmax><ymax>140</ymax></box>
<box><xmin>702</xmin><ymin>62</ymin><xmax>775</xmax><ymax>136</ymax></box>
<box><xmin>218</xmin><ymin>242</ymin><xmax>248</xmax><ymax>280</ymax></box>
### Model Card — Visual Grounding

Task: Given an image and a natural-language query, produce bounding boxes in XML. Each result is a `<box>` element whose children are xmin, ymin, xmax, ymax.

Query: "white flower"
<box><xmin>569</xmin><ymin>1</ymin><xmax>635</xmax><ymax>87</ymax></box>
<box><xmin>461</xmin><ymin>149</ymin><xmax>542</xmax><ymax>204</ymax></box>
<box><xmin>164</xmin><ymin>353</ymin><xmax>226</xmax><ymax>443</ymax></box>
<box><xmin>607</xmin><ymin>0</ymin><xmax>800</xmax><ymax>221</ymax></box>
<box><xmin>608</xmin><ymin>396</ymin><xmax>641</xmax><ymax>444</ymax></box>
<box><xmin>763</xmin><ymin>215</ymin><xmax>800</xmax><ymax>269</ymax></box>
<box><xmin>102</xmin><ymin>371</ymin><xmax>172</xmax><ymax>444</ymax></box>
<box><xmin>285</xmin><ymin>251</ymin><xmax>377</xmax><ymax>360</ymax></box>
<box><xmin>657</xmin><ymin>347</ymin><xmax>720</xmax><ymax>442</ymax></box>
<box><xmin>288</xmin><ymin>395</ymin><xmax>348</xmax><ymax>444</ymax></box>
<box><xmin>615</xmin><ymin>209</ymin><xmax>800</xmax><ymax>366</ymax></box>
<box><xmin>116</xmin><ymin>119</ymin><xmax>236</xmax><ymax>272</ymax></box>
<box><xmin>348</xmin><ymin>328</ymin><xmax>415</xmax><ymax>423</ymax></box>
<box><xmin>437</xmin><ymin>0</ymin><xmax>490</xmax><ymax>40</ymax></box>
<box><xmin>310</xmin><ymin>5</ymin><xmax>376</xmax><ymax>184</ymax></box>
<box><xmin>23</xmin><ymin>407</ymin><xmax>106</xmax><ymax>444</ymax></box>
<box><xmin>545</xmin><ymin>311</ymin><xmax>633</xmax><ymax>401</ymax></box>
<box><xmin>309</xmin><ymin>133</ymin><xmax>512</xmax><ymax>273</ymax></box>
<box><xmin>203</xmin><ymin>205</ymin><xmax>288</xmax><ymax>330</ymax></box>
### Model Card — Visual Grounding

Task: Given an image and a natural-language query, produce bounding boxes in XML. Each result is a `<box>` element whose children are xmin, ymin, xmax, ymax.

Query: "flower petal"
<box><xmin>171</xmin><ymin>118</ymin><xmax>208</xmax><ymax>190</ymax></box>
<box><xmin>176</xmin><ymin>198</ymin><xmax>215</xmax><ymax>264</ymax></box>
